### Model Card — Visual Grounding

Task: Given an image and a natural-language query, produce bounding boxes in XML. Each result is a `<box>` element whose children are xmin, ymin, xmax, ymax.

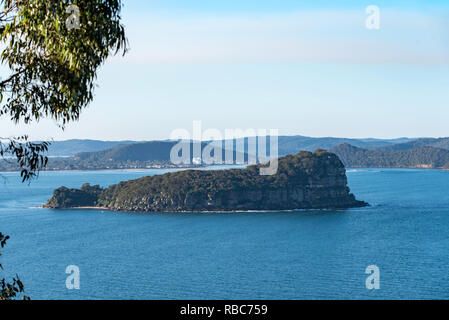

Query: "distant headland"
<box><xmin>3</xmin><ymin>136</ymin><xmax>449</xmax><ymax>172</ymax></box>
<box><xmin>44</xmin><ymin>150</ymin><xmax>368</xmax><ymax>212</ymax></box>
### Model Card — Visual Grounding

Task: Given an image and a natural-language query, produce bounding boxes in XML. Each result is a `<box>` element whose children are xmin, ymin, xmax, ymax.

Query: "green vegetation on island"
<box><xmin>45</xmin><ymin>150</ymin><xmax>368</xmax><ymax>212</ymax></box>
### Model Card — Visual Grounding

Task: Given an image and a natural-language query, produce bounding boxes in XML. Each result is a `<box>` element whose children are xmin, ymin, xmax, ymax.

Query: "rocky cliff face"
<box><xmin>44</xmin><ymin>150</ymin><xmax>368</xmax><ymax>212</ymax></box>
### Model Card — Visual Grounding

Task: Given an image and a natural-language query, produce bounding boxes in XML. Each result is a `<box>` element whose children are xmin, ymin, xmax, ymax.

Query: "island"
<box><xmin>44</xmin><ymin>150</ymin><xmax>368</xmax><ymax>212</ymax></box>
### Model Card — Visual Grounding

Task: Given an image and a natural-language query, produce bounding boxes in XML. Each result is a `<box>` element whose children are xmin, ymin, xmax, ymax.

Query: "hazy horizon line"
<box><xmin>29</xmin><ymin>135</ymin><xmax>446</xmax><ymax>143</ymax></box>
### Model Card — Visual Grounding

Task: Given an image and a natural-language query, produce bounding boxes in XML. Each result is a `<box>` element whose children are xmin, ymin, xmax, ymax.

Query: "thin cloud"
<box><xmin>113</xmin><ymin>9</ymin><xmax>449</xmax><ymax>65</ymax></box>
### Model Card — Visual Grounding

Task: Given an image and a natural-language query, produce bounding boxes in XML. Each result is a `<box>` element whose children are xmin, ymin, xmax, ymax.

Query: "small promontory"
<box><xmin>44</xmin><ymin>150</ymin><xmax>367</xmax><ymax>212</ymax></box>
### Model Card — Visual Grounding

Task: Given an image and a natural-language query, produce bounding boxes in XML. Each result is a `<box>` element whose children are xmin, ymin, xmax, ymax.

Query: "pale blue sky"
<box><xmin>1</xmin><ymin>0</ymin><xmax>449</xmax><ymax>140</ymax></box>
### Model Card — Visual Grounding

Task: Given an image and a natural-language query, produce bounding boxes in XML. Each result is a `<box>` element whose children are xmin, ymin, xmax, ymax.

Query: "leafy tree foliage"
<box><xmin>0</xmin><ymin>0</ymin><xmax>127</xmax><ymax>179</ymax></box>
<box><xmin>0</xmin><ymin>136</ymin><xmax>49</xmax><ymax>182</ymax></box>
<box><xmin>0</xmin><ymin>0</ymin><xmax>127</xmax><ymax>299</ymax></box>
<box><xmin>0</xmin><ymin>233</ymin><xmax>29</xmax><ymax>300</ymax></box>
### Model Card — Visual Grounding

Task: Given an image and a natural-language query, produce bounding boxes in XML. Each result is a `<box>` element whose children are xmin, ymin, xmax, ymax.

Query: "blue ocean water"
<box><xmin>1</xmin><ymin>168</ymin><xmax>449</xmax><ymax>300</ymax></box>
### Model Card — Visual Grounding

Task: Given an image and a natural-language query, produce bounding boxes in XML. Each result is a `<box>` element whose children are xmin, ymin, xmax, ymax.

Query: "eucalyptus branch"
<box><xmin>0</xmin><ymin>68</ymin><xmax>26</xmax><ymax>87</ymax></box>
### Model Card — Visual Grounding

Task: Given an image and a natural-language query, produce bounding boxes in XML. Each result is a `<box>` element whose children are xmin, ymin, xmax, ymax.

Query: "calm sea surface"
<box><xmin>1</xmin><ymin>168</ymin><xmax>449</xmax><ymax>299</ymax></box>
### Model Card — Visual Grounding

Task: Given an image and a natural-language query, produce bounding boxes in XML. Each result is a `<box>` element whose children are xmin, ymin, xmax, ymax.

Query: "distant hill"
<box><xmin>73</xmin><ymin>136</ymin><xmax>413</xmax><ymax>164</ymax></box>
<box><xmin>75</xmin><ymin>141</ymin><xmax>248</xmax><ymax>163</ymax></box>
<box><xmin>0</xmin><ymin>140</ymin><xmax>249</xmax><ymax>172</ymax></box>
<box><xmin>39</xmin><ymin>136</ymin><xmax>415</xmax><ymax>157</ymax></box>
<box><xmin>4</xmin><ymin>136</ymin><xmax>449</xmax><ymax>172</ymax></box>
<box><xmin>45</xmin><ymin>139</ymin><xmax>139</xmax><ymax>157</ymax></box>
<box><xmin>208</xmin><ymin>136</ymin><xmax>412</xmax><ymax>158</ymax></box>
<box><xmin>274</xmin><ymin>136</ymin><xmax>412</xmax><ymax>156</ymax></box>
<box><xmin>373</xmin><ymin>138</ymin><xmax>449</xmax><ymax>152</ymax></box>
<box><xmin>75</xmin><ymin>141</ymin><xmax>178</xmax><ymax>162</ymax></box>
<box><xmin>331</xmin><ymin>143</ymin><xmax>449</xmax><ymax>169</ymax></box>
